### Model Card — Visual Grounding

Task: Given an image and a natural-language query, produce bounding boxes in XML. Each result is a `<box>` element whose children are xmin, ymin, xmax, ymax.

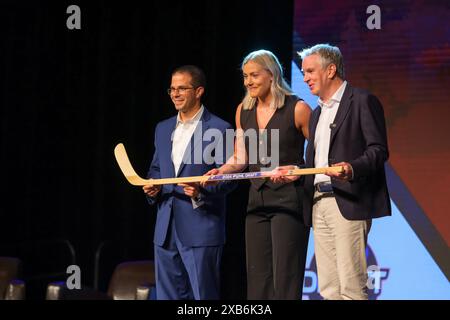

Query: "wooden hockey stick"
<box><xmin>114</xmin><ymin>143</ymin><xmax>344</xmax><ymax>186</ymax></box>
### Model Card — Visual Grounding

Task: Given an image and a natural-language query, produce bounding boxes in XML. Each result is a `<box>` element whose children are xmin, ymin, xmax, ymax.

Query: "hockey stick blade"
<box><xmin>114</xmin><ymin>143</ymin><xmax>154</xmax><ymax>186</ymax></box>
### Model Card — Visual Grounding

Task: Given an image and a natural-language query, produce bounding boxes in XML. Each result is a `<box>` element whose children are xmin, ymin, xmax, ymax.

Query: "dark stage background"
<box><xmin>0</xmin><ymin>0</ymin><xmax>294</xmax><ymax>299</ymax></box>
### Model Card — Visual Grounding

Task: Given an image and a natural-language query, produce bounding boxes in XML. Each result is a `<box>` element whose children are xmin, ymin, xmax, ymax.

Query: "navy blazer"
<box><xmin>146</xmin><ymin>107</ymin><xmax>236</xmax><ymax>247</ymax></box>
<box><xmin>303</xmin><ymin>84</ymin><xmax>391</xmax><ymax>227</ymax></box>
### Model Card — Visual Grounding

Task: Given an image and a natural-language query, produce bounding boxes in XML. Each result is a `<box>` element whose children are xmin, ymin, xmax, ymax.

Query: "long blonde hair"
<box><xmin>241</xmin><ymin>50</ymin><xmax>293</xmax><ymax>110</ymax></box>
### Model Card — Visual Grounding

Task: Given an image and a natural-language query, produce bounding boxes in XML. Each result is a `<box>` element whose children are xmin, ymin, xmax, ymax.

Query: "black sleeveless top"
<box><xmin>240</xmin><ymin>94</ymin><xmax>306</xmax><ymax>215</ymax></box>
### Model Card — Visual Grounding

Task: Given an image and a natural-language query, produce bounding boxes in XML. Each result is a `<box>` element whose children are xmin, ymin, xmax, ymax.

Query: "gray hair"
<box><xmin>297</xmin><ymin>44</ymin><xmax>345</xmax><ymax>79</ymax></box>
<box><xmin>241</xmin><ymin>50</ymin><xmax>293</xmax><ymax>110</ymax></box>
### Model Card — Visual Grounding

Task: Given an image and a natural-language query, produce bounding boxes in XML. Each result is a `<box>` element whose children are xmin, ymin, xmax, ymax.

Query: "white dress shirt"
<box><xmin>314</xmin><ymin>81</ymin><xmax>347</xmax><ymax>186</ymax></box>
<box><xmin>172</xmin><ymin>105</ymin><xmax>204</xmax><ymax>175</ymax></box>
<box><xmin>171</xmin><ymin>105</ymin><xmax>204</xmax><ymax>208</ymax></box>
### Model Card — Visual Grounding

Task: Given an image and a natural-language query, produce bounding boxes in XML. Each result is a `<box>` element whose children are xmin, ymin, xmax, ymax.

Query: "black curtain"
<box><xmin>0</xmin><ymin>0</ymin><xmax>293</xmax><ymax>299</ymax></box>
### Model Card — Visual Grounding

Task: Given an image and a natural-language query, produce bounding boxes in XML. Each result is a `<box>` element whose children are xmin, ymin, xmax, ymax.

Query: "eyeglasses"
<box><xmin>167</xmin><ymin>87</ymin><xmax>196</xmax><ymax>95</ymax></box>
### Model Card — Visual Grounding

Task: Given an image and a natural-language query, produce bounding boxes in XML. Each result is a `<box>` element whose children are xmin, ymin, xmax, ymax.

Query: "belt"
<box><xmin>315</xmin><ymin>182</ymin><xmax>333</xmax><ymax>193</ymax></box>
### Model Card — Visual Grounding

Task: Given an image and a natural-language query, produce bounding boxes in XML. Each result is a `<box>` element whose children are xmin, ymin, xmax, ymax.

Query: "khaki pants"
<box><xmin>312</xmin><ymin>191</ymin><xmax>371</xmax><ymax>300</ymax></box>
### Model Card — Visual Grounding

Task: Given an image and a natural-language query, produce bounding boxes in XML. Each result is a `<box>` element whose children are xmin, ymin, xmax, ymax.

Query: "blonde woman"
<box><xmin>205</xmin><ymin>50</ymin><xmax>311</xmax><ymax>299</ymax></box>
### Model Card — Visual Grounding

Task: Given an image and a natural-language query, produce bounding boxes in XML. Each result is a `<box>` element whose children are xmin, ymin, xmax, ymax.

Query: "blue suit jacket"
<box><xmin>146</xmin><ymin>107</ymin><xmax>236</xmax><ymax>247</ymax></box>
<box><xmin>304</xmin><ymin>84</ymin><xmax>392</xmax><ymax>227</ymax></box>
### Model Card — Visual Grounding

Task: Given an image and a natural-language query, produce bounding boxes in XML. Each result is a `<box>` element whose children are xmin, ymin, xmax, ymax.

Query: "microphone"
<box><xmin>329</xmin><ymin>123</ymin><xmax>336</xmax><ymax>129</ymax></box>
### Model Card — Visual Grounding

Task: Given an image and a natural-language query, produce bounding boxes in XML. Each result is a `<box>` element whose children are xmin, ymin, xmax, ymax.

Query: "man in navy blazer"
<box><xmin>298</xmin><ymin>44</ymin><xmax>391</xmax><ymax>300</ymax></box>
<box><xmin>143</xmin><ymin>65</ymin><xmax>235</xmax><ymax>300</ymax></box>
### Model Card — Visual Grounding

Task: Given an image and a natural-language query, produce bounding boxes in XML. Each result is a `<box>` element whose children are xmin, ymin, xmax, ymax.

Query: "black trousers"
<box><xmin>245</xmin><ymin>211</ymin><xmax>310</xmax><ymax>300</ymax></box>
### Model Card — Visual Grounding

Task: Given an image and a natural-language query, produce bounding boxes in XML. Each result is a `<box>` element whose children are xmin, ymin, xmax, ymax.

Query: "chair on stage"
<box><xmin>46</xmin><ymin>260</ymin><xmax>156</xmax><ymax>300</ymax></box>
<box><xmin>107</xmin><ymin>260</ymin><xmax>156</xmax><ymax>300</ymax></box>
<box><xmin>0</xmin><ymin>257</ymin><xmax>26</xmax><ymax>300</ymax></box>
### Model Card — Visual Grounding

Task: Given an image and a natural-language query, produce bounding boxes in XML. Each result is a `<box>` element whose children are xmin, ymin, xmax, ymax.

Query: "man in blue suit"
<box><xmin>297</xmin><ymin>44</ymin><xmax>391</xmax><ymax>299</ymax></box>
<box><xmin>143</xmin><ymin>65</ymin><xmax>235</xmax><ymax>300</ymax></box>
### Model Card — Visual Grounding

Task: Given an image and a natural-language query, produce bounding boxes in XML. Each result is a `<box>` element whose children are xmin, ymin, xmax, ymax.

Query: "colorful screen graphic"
<box><xmin>292</xmin><ymin>0</ymin><xmax>450</xmax><ymax>299</ymax></box>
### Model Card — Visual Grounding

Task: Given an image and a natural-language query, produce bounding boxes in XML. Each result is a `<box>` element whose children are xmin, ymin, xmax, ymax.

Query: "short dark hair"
<box><xmin>172</xmin><ymin>65</ymin><xmax>206</xmax><ymax>89</ymax></box>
